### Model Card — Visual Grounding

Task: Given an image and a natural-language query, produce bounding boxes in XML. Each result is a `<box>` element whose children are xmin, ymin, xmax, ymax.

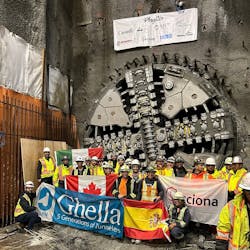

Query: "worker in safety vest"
<box><xmin>125</xmin><ymin>158</ymin><xmax>132</xmax><ymax>169</ymax></box>
<box><xmin>89</xmin><ymin>156</ymin><xmax>104</xmax><ymax>175</ymax></box>
<box><xmin>137</xmin><ymin>166</ymin><xmax>163</xmax><ymax>202</ymax></box>
<box><xmin>174</xmin><ymin>156</ymin><xmax>187</xmax><ymax>177</ymax></box>
<box><xmin>167</xmin><ymin>192</ymin><xmax>191</xmax><ymax>241</ymax></box>
<box><xmin>85</xmin><ymin>156</ymin><xmax>91</xmax><ymax>169</ymax></box>
<box><xmin>130</xmin><ymin>159</ymin><xmax>143</xmax><ymax>195</ymax></box>
<box><xmin>114</xmin><ymin>155</ymin><xmax>125</xmax><ymax>174</ymax></box>
<box><xmin>216</xmin><ymin>172</ymin><xmax>250</xmax><ymax>250</ymax></box>
<box><xmin>164</xmin><ymin>157</ymin><xmax>176</xmax><ymax>177</ymax></box>
<box><xmin>205</xmin><ymin>157</ymin><xmax>219</xmax><ymax>179</ymax></box>
<box><xmin>185</xmin><ymin>158</ymin><xmax>212</xmax><ymax>180</ymax></box>
<box><xmin>227</xmin><ymin>156</ymin><xmax>247</xmax><ymax>201</ymax></box>
<box><xmin>108</xmin><ymin>153</ymin><xmax>117</xmax><ymax>169</ymax></box>
<box><xmin>155</xmin><ymin>155</ymin><xmax>166</xmax><ymax>176</ymax></box>
<box><xmin>102</xmin><ymin>161</ymin><xmax>113</xmax><ymax>176</ymax></box>
<box><xmin>37</xmin><ymin>147</ymin><xmax>56</xmax><ymax>185</ymax></box>
<box><xmin>53</xmin><ymin>155</ymin><xmax>73</xmax><ymax>188</ymax></box>
<box><xmin>72</xmin><ymin>156</ymin><xmax>90</xmax><ymax>176</ymax></box>
<box><xmin>14</xmin><ymin>181</ymin><xmax>41</xmax><ymax>230</ymax></box>
<box><xmin>112</xmin><ymin>165</ymin><xmax>136</xmax><ymax>199</ymax></box>
<box><xmin>219</xmin><ymin>157</ymin><xmax>233</xmax><ymax>180</ymax></box>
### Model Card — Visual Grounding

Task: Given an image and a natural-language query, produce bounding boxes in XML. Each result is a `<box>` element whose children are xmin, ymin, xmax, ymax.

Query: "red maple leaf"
<box><xmin>83</xmin><ymin>182</ymin><xmax>102</xmax><ymax>195</ymax></box>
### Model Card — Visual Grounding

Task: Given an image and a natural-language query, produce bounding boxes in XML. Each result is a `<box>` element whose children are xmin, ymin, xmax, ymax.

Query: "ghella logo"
<box><xmin>37</xmin><ymin>185</ymin><xmax>55</xmax><ymax>211</ymax></box>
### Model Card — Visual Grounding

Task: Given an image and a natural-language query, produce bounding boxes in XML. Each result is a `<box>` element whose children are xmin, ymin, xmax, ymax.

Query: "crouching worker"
<box><xmin>168</xmin><ymin>192</ymin><xmax>191</xmax><ymax>241</ymax></box>
<box><xmin>14</xmin><ymin>181</ymin><xmax>41</xmax><ymax>230</ymax></box>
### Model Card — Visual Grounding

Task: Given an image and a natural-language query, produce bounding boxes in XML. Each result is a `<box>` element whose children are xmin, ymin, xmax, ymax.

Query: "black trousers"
<box><xmin>16</xmin><ymin>211</ymin><xmax>41</xmax><ymax>230</ymax></box>
<box><xmin>41</xmin><ymin>176</ymin><xmax>53</xmax><ymax>185</ymax></box>
<box><xmin>58</xmin><ymin>180</ymin><xmax>65</xmax><ymax>188</ymax></box>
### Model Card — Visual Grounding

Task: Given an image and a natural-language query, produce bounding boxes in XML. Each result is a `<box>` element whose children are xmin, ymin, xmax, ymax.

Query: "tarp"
<box><xmin>113</xmin><ymin>8</ymin><xmax>198</xmax><ymax>51</ymax></box>
<box><xmin>159</xmin><ymin>176</ymin><xmax>228</xmax><ymax>225</ymax></box>
<box><xmin>48</xmin><ymin>66</ymin><xmax>69</xmax><ymax>113</ymax></box>
<box><xmin>0</xmin><ymin>25</ymin><xmax>43</xmax><ymax>98</ymax></box>
<box><xmin>36</xmin><ymin>183</ymin><xmax>124</xmax><ymax>238</ymax></box>
<box><xmin>55</xmin><ymin>148</ymin><xmax>104</xmax><ymax>167</ymax></box>
<box><xmin>65</xmin><ymin>174</ymin><xmax>118</xmax><ymax>196</ymax></box>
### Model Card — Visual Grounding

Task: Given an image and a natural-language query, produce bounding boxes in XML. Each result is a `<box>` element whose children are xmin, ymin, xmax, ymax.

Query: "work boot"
<box><xmin>135</xmin><ymin>239</ymin><xmax>141</xmax><ymax>244</ymax></box>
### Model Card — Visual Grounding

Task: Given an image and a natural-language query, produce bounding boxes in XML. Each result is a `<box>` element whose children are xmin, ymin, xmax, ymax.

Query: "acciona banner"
<box><xmin>36</xmin><ymin>183</ymin><xmax>124</xmax><ymax>238</ymax></box>
<box><xmin>159</xmin><ymin>176</ymin><xmax>228</xmax><ymax>225</ymax></box>
<box><xmin>113</xmin><ymin>8</ymin><xmax>198</xmax><ymax>51</ymax></box>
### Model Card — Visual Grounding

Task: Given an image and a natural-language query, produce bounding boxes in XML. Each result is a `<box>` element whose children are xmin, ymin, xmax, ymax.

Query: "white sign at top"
<box><xmin>113</xmin><ymin>8</ymin><xmax>198</xmax><ymax>51</ymax></box>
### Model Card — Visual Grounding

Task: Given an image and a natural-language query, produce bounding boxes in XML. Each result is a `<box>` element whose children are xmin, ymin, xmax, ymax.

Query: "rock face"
<box><xmin>0</xmin><ymin>0</ymin><xmax>250</xmax><ymax>157</ymax></box>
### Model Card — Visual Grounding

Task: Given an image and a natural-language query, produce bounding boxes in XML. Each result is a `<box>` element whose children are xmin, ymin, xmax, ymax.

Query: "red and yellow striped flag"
<box><xmin>123</xmin><ymin>199</ymin><xmax>170</xmax><ymax>241</ymax></box>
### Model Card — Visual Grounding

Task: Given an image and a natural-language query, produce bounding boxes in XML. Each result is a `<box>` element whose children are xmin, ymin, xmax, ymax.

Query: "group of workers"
<box><xmin>14</xmin><ymin>146</ymin><xmax>250</xmax><ymax>249</ymax></box>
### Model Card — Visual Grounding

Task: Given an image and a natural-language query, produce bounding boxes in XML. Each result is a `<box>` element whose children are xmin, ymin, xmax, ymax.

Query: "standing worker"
<box><xmin>227</xmin><ymin>156</ymin><xmax>247</xmax><ymax>201</ymax></box>
<box><xmin>53</xmin><ymin>156</ymin><xmax>73</xmax><ymax>188</ymax></box>
<box><xmin>174</xmin><ymin>157</ymin><xmax>187</xmax><ymax>177</ymax></box>
<box><xmin>205</xmin><ymin>157</ymin><xmax>219</xmax><ymax>178</ymax></box>
<box><xmin>114</xmin><ymin>155</ymin><xmax>125</xmax><ymax>174</ymax></box>
<box><xmin>155</xmin><ymin>156</ymin><xmax>166</xmax><ymax>176</ymax></box>
<box><xmin>137</xmin><ymin>166</ymin><xmax>163</xmax><ymax>202</ymax></box>
<box><xmin>219</xmin><ymin>157</ymin><xmax>233</xmax><ymax>180</ymax></box>
<box><xmin>37</xmin><ymin>147</ymin><xmax>56</xmax><ymax>185</ymax></box>
<box><xmin>164</xmin><ymin>157</ymin><xmax>176</xmax><ymax>177</ymax></box>
<box><xmin>112</xmin><ymin>165</ymin><xmax>136</xmax><ymax>199</ymax></box>
<box><xmin>216</xmin><ymin>172</ymin><xmax>250</xmax><ymax>250</ymax></box>
<box><xmin>72</xmin><ymin>156</ymin><xmax>90</xmax><ymax>175</ymax></box>
<box><xmin>14</xmin><ymin>181</ymin><xmax>41</xmax><ymax>230</ymax></box>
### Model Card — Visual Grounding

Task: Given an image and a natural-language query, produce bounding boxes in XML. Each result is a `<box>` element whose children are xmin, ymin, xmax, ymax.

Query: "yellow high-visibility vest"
<box><xmin>89</xmin><ymin>165</ymin><xmax>104</xmax><ymax>176</ymax></box>
<box><xmin>228</xmin><ymin>168</ymin><xmax>247</xmax><ymax>193</ymax></box>
<box><xmin>217</xmin><ymin>194</ymin><xmax>249</xmax><ymax>249</ymax></box>
<box><xmin>141</xmin><ymin>180</ymin><xmax>158</xmax><ymax>202</ymax></box>
<box><xmin>39</xmin><ymin>157</ymin><xmax>55</xmax><ymax>178</ymax></box>
<box><xmin>53</xmin><ymin>165</ymin><xmax>73</xmax><ymax>187</ymax></box>
<box><xmin>14</xmin><ymin>193</ymin><xmax>32</xmax><ymax>217</ymax></box>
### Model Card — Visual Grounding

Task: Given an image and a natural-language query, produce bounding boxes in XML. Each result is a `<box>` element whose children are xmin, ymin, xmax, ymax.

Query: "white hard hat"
<box><xmin>239</xmin><ymin>172</ymin><xmax>250</xmax><ymax>191</ymax></box>
<box><xmin>156</xmin><ymin>156</ymin><xmax>165</xmax><ymax>162</ymax></box>
<box><xmin>131</xmin><ymin>159</ymin><xmax>140</xmax><ymax>165</ymax></box>
<box><xmin>167</xmin><ymin>156</ymin><xmax>175</xmax><ymax>163</ymax></box>
<box><xmin>120</xmin><ymin>164</ymin><xmax>130</xmax><ymax>172</ymax></box>
<box><xmin>102</xmin><ymin>161</ymin><xmax>113</xmax><ymax>169</ymax></box>
<box><xmin>173</xmin><ymin>192</ymin><xmax>185</xmax><ymax>200</ymax></box>
<box><xmin>125</xmin><ymin>158</ymin><xmax>132</xmax><ymax>164</ymax></box>
<box><xmin>232</xmin><ymin>156</ymin><xmax>243</xmax><ymax>164</ymax></box>
<box><xmin>92</xmin><ymin>156</ymin><xmax>99</xmax><ymax>161</ymax></box>
<box><xmin>205</xmin><ymin>157</ymin><xmax>216</xmax><ymax>166</ymax></box>
<box><xmin>117</xmin><ymin>155</ymin><xmax>125</xmax><ymax>161</ymax></box>
<box><xmin>43</xmin><ymin>147</ymin><xmax>50</xmax><ymax>152</ymax></box>
<box><xmin>25</xmin><ymin>181</ymin><xmax>34</xmax><ymax>188</ymax></box>
<box><xmin>224</xmin><ymin>157</ymin><xmax>233</xmax><ymax>165</ymax></box>
<box><xmin>76</xmin><ymin>156</ymin><xmax>84</xmax><ymax>162</ymax></box>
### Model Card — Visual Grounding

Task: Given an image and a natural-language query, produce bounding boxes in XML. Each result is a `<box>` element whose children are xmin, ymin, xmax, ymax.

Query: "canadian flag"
<box><xmin>65</xmin><ymin>174</ymin><xmax>117</xmax><ymax>196</ymax></box>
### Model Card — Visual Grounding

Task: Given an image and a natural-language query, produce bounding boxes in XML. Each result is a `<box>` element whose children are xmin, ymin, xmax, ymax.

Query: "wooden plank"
<box><xmin>20</xmin><ymin>138</ymin><xmax>67</xmax><ymax>189</ymax></box>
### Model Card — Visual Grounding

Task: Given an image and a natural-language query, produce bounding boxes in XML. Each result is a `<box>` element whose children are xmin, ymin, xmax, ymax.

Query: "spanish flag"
<box><xmin>123</xmin><ymin>199</ymin><xmax>170</xmax><ymax>241</ymax></box>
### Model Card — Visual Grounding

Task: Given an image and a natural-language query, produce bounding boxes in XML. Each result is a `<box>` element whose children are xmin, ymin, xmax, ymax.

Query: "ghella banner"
<box><xmin>35</xmin><ymin>183</ymin><xmax>124</xmax><ymax>238</ymax></box>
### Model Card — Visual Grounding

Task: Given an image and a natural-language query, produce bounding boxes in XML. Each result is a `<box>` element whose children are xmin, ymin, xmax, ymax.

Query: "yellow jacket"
<box><xmin>114</xmin><ymin>162</ymin><xmax>121</xmax><ymax>174</ymax></box>
<box><xmin>216</xmin><ymin>194</ymin><xmax>249</xmax><ymax>249</ymax></box>
<box><xmin>228</xmin><ymin>168</ymin><xmax>247</xmax><ymax>193</ymax></box>
<box><xmin>53</xmin><ymin>165</ymin><xmax>73</xmax><ymax>187</ymax></box>
<box><xmin>219</xmin><ymin>166</ymin><xmax>230</xmax><ymax>180</ymax></box>
<box><xmin>211</xmin><ymin>169</ymin><xmax>222</xmax><ymax>179</ymax></box>
<box><xmin>14</xmin><ymin>193</ymin><xmax>32</xmax><ymax>217</ymax></box>
<box><xmin>155</xmin><ymin>168</ymin><xmax>175</xmax><ymax>177</ymax></box>
<box><xmin>39</xmin><ymin>157</ymin><xmax>55</xmax><ymax>178</ymax></box>
<box><xmin>89</xmin><ymin>165</ymin><xmax>104</xmax><ymax>176</ymax></box>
